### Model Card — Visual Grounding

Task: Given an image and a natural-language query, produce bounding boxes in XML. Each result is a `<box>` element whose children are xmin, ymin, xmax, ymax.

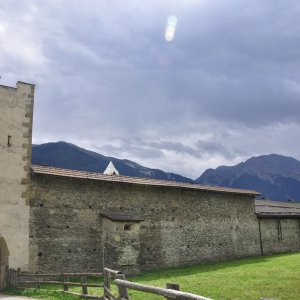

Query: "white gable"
<box><xmin>103</xmin><ymin>161</ymin><xmax>119</xmax><ymax>175</ymax></box>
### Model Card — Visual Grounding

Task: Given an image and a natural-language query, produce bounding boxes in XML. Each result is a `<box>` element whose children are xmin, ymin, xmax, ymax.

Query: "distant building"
<box><xmin>103</xmin><ymin>161</ymin><xmax>119</xmax><ymax>175</ymax></box>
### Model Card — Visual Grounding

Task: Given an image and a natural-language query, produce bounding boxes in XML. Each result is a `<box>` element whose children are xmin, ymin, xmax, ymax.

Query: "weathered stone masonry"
<box><xmin>29</xmin><ymin>169</ymin><xmax>264</xmax><ymax>273</ymax></box>
<box><xmin>255</xmin><ymin>200</ymin><xmax>300</xmax><ymax>255</ymax></box>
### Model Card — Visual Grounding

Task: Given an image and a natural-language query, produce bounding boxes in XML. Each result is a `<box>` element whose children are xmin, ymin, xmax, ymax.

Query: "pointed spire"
<box><xmin>103</xmin><ymin>161</ymin><xmax>119</xmax><ymax>175</ymax></box>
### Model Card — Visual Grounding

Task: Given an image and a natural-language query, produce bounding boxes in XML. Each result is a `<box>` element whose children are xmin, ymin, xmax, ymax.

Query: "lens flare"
<box><xmin>165</xmin><ymin>15</ymin><xmax>178</xmax><ymax>42</ymax></box>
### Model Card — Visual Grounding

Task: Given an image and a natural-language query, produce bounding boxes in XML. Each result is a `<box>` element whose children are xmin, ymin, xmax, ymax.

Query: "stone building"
<box><xmin>28</xmin><ymin>165</ymin><xmax>300</xmax><ymax>275</ymax></box>
<box><xmin>255</xmin><ymin>200</ymin><xmax>300</xmax><ymax>255</ymax></box>
<box><xmin>1</xmin><ymin>81</ymin><xmax>300</xmax><ymax>287</ymax></box>
<box><xmin>29</xmin><ymin>165</ymin><xmax>262</xmax><ymax>273</ymax></box>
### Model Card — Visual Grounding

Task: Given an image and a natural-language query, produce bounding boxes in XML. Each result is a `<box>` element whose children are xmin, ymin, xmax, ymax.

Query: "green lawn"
<box><xmin>4</xmin><ymin>252</ymin><xmax>300</xmax><ymax>300</ymax></box>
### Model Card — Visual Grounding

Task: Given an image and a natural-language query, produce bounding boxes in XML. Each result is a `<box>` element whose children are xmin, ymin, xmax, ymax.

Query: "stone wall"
<box><xmin>29</xmin><ymin>174</ymin><xmax>262</xmax><ymax>273</ymax></box>
<box><xmin>259</xmin><ymin>218</ymin><xmax>300</xmax><ymax>255</ymax></box>
<box><xmin>0</xmin><ymin>82</ymin><xmax>35</xmax><ymax>271</ymax></box>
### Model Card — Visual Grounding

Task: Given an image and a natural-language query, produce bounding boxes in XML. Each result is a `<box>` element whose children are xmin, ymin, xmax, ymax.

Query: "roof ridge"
<box><xmin>31</xmin><ymin>164</ymin><xmax>259</xmax><ymax>196</ymax></box>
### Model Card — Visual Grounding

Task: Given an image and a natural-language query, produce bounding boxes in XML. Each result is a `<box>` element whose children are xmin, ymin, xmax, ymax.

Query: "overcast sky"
<box><xmin>1</xmin><ymin>0</ymin><xmax>300</xmax><ymax>179</ymax></box>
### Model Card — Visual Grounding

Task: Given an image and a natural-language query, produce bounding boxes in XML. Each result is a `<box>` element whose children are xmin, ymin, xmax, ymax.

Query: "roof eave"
<box><xmin>31</xmin><ymin>165</ymin><xmax>259</xmax><ymax>197</ymax></box>
<box><xmin>256</xmin><ymin>213</ymin><xmax>300</xmax><ymax>219</ymax></box>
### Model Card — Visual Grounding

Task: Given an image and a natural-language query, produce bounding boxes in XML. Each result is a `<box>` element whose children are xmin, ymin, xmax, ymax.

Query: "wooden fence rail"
<box><xmin>7</xmin><ymin>267</ymin><xmax>213</xmax><ymax>300</ymax></box>
<box><xmin>113</xmin><ymin>279</ymin><xmax>213</xmax><ymax>300</ymax></box>
<box><xmin>7</xmin><ymin>268</ymin><xmax>103</xmax><ymax>298</ymax></box>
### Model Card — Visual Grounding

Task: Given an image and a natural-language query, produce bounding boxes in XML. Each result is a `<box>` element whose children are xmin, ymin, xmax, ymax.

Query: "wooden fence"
<box><xmin>102</xmin><ymin>268</ymin><xmax>128</xmax><ymax>300</ymax></box>
<box><xmin>7</xmin><ymin>267</ymin><xmax>213</xmax><ymax>300</ymax></box>
<box><xmin>7</xmin><ymin>268</ymin><xmax>103</xmax><ymax>298</ymax></box>
<box><xmin>113</xmin><ymin>279</ymin><xmax>213</xmax><ymax>300</ymax></box>
<box><xmin>102</xmin><ymin>267</ymin><xmax>213</xmax><ymax>300</ymax></box>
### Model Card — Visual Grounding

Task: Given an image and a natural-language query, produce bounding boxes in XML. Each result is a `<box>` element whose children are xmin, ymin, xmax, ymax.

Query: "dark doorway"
<box><xmin>0</xmin><ymin>236</ymin><xmax>9</xmax><ymax>290</ymax></box>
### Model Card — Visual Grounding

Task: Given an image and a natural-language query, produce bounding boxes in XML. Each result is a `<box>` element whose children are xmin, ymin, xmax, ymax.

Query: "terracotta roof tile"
<box><xmin>31</xmin><ymin>165</ymin><xmax>260</xmax><ymax>196</ymax></box>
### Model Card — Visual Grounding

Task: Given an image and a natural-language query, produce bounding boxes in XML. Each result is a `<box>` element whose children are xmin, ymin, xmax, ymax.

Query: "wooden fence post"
<box><xmin>116</xmin><ymin>274</ymin><xmax>129</xmax><ymax>300</ymax></box>
<box><xmin>81</xmin><ymin>275</ymin><xmax>88</xmax><ymax>295</ymax></box>
<box><xmin>14</xmin><ymin>269</ymin><xmax>17</xmax><ymax>287</ymax></box>
<box><xmin>166</xmin><ymin>283</ymin><xmax>180</xmax><ymax>300</ymax></box>
<box><xmin>103</xmin><ymin>269</ymin><xmax>111</xmax><ymax>300</ymax></box>
<box><xmin>6</xmin><ymin>267</ymin><xmax>9</xmax><ymax>287</ymax></box>
<box><xmin>36</xmin><ymin>272</ymin><xmax>41</xmax><ymax>289</ymax></box>
<box><xmin>17</xmin><ymin>268</ymin><xmax>21</xmax><ymax>287</ymax></box>
<box><xmin>11</xmin><ymin>269</ymin><xmax>14</xmax><ymax>287</ymax></box>
<box><xmin>63</xmin><ymin>274</ymin><xmax>69</xmax><ymax>292</ymax></box>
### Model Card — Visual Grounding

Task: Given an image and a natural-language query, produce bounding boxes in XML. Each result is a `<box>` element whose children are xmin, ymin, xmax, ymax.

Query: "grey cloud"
<box><xmin>18</xmin><ymin>0</ymin><xmax>300</xmax><ymax>132</ymax></box>
<box><xmin>98</xmin><ymin>137</ymin><xmax>237</xmax><ymax>162</ymax></box>
<box><xmin>149</xmin><ymin>141</ymin><xmax>201</xmax><ymax>158</ymax></box>
<box><xmin>2</xmin><ymin>0</ymin><xmax>300</xmax><ymax>177</ymax></box>
<box><xmin>96</xmin><ymin>139</ymin><xmax>165</xmax><ymax>160</ymax></box>
<box><xmin>196</xmin><ymin>140</ymin><xmax>237</xmax><ymax>160</ymax></box>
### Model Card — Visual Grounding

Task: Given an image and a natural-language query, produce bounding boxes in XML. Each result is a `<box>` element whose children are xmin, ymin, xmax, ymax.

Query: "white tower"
<box><xmin>103</xmin><ymin>161</ymin><xmax>119</xmax><ymax>175</ymax></box>
<box><xmin>0</xmin><ymin>81</ymin><xmax>35</xmax><ymax>280</ymax></box>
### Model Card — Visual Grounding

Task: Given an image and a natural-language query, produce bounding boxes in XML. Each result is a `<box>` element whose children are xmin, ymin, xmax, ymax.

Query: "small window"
<box><xmin>7</xmin><ymin>135</ymin><xmax>12</xmax><ymax>147</ymax></box>
<box><xmin>124</xmin><ymin>224</ymin><xmax>132</xmax><ymax>231</ymax></box>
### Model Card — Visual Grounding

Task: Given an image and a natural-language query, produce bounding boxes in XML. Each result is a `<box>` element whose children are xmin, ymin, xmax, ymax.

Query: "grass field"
<box><xmin>4</xmin><ymin>252</ymin><xmax>300</xmax><ymax>300</ymax></box>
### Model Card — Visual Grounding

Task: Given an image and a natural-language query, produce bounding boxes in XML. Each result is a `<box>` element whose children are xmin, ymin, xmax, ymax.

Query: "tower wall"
<box><xmin>0</xmin><ymin>81</ymin><xmax>35</xmax><ymax>270</ymax></box>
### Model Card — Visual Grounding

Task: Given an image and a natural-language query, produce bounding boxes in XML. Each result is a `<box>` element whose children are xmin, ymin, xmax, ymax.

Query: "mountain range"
<box><xmin>196</xmin><ymin>154</ymin><xmax>300</xmax><ymax>202</ymax></box>
<box><xmin>32</xmin><ymin>142</ymin><xmax>193</xmax><ymax>183</ymax></box>
<box><xmin>32</xmin><ymin>142</ymin><xmax>300</xmax><ymax>202</ymax></box>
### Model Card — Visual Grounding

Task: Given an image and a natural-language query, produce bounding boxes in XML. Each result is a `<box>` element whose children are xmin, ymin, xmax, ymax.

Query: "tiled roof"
<box><xmin>31</xmin><ymin>165</ymin><xmax>260</xmax><ymax>196</ymax></box>
<box><xmin>255</xmin><ymin>199</ymin><xmax>300</xmax><ymax>218</ymax></box>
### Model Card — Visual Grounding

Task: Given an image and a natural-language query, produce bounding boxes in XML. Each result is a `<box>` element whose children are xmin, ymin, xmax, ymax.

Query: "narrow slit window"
<box><xmin>7</xmin><ymin>135</ymin><xmax>12</xmax><ymax>147</ymax></box>
<box><xmin>277</xmin><ymin>219</ymin><xmax>283</xmax><ymax>240</ymax></box>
